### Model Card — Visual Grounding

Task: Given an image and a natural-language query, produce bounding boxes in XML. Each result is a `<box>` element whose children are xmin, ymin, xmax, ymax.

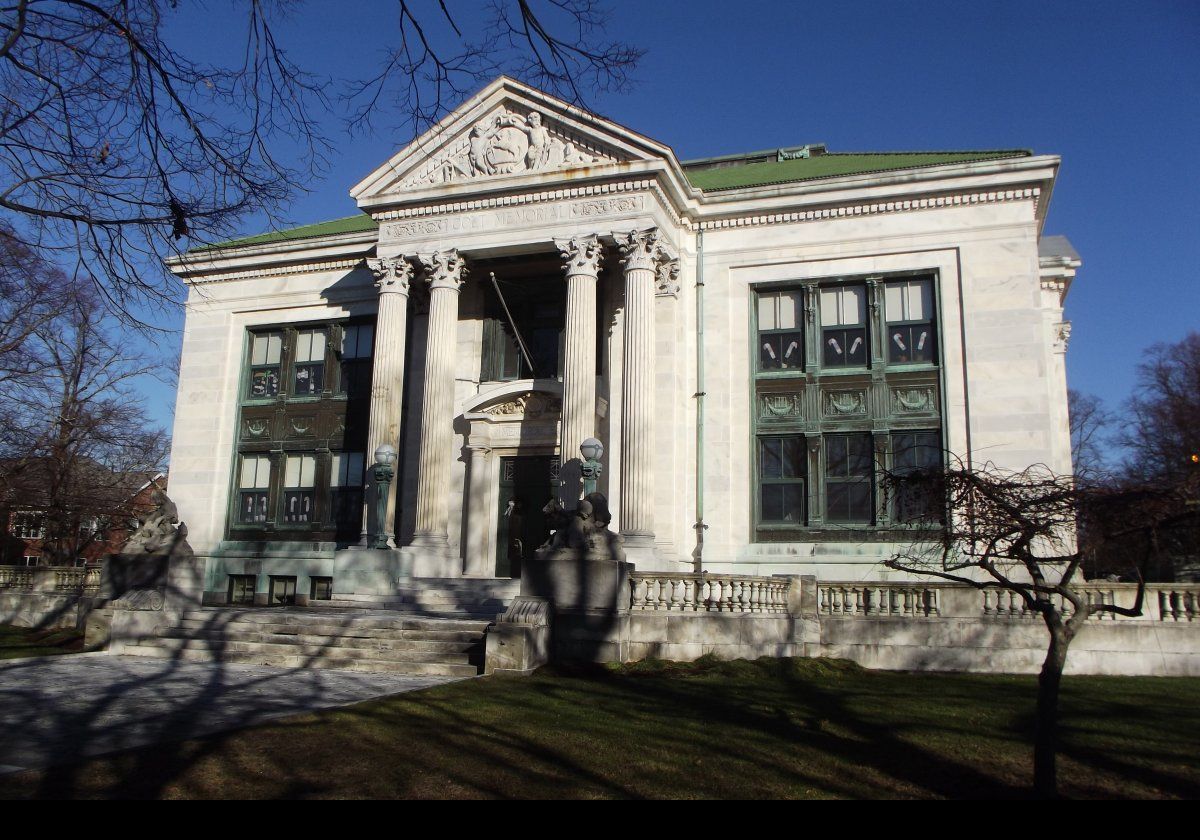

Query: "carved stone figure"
<box><xmin>402</xmin><ymin>107</ymin><xmax>611</xmax><ymax>188</ymax></box>
<box><xmin>124</xmin><ymin>487</ymin><xmax>181</xmax><ymax>554</ymax></box>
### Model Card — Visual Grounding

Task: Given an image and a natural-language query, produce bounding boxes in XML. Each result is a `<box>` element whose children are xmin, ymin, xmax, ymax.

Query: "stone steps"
<box><xmin>177</xmin><ymin>612</ymin><xmax>489</xmax><ymax>634</ymax></box>
<box><xmin>124</xmin><ymin>605</ymin><xmax>494</xmax><ymax>677</ymax></box>
<box><xmin>137</xmin><ymin>636</ymin><xmax>480</xmax><ymax>665</ymax></box>
<box><xmin>120</xmin><ymin>644</ymin><xmax>480</xmax><ymax>677</ymax></box>
<box><xmin>320</xmin><ymin>579</ymin><xmax>520</xmax><ymax>616</ymax></box>
<box><xmin>160</xmin><ymin>629</ymin><xmax>479</xmax><ymax>654</ymax></box>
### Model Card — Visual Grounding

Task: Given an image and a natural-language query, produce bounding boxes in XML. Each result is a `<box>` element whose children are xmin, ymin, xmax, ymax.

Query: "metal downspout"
<box><xmin>692</xmin><ymin>229</ymin><xmax>707</xmax><ymax>573</ymax></box>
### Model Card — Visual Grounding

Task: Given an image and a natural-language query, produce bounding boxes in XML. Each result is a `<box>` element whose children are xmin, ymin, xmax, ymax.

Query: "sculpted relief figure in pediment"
<box><xmin>402</xmin><ymin>108</ymin><xmax>617</xmax><ymax>189</ymax></box>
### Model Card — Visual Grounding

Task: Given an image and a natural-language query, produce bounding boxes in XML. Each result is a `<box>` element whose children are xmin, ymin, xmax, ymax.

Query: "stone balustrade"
<box><xmin>819</xmin><ymin>584</ymin><xmax>939</xmax><ymax>617</ymax></box>
<box><xmin>0</xmin><ymin>567</ymin><xmax>34</xmax><ymax>590</ymax></box>
<box><xmin>0</xmin><ymin>565</ymin><xmax>101</xmax><ymax>595</ymax></box>
<box><xmin>814</xmin><ymin>581</ymin><xmax>1200</xmax><ymax>623</ymax></box>
<box><xmin>628</xmin><ymin>572</ymin><xmax>791</xmax><ymax>614</ymax></box>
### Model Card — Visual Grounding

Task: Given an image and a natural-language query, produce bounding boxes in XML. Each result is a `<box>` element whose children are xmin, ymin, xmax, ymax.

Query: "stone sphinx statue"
<box><xmin>524</xmin><ymin>492</ymin><xmax>629</xmax><ymax>611</ymax></box>
<box><xmin>537</xmin><ymin>493</ymin><xmax>624</xmax><ymax>562</ymax></box>
<box><xmin>123</xmin><ymin>487</ymin><xmax>184</xmax><ymax>554</ymax></box>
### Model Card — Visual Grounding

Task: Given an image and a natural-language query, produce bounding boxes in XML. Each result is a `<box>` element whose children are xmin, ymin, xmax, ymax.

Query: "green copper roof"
<box><xmin>195</xmin><ymin>214</ymin><xmax>378</xmax><ymax>251</ymax></box>
<box><xmin>193</xmin><ymin>149</ymin><xmax>1033</xmax><ymax>251</ymax></box>
<box><xmin>683</xmin><ymin>150</ymin><xmax>1032</xmax><ymax>192</ymax></box>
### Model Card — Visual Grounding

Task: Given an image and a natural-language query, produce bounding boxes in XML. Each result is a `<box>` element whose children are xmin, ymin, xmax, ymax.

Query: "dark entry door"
<box><xmin>495</xmin><ymin>455</ymin><xmax>559</xmax><ymax>578</ymax></box>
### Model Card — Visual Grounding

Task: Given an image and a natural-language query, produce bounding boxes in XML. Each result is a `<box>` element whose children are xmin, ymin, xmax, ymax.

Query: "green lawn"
<box><xmin>0</xmin><ymin>625</ymin><xmax>84</xmax><ymax>660</ymax></box>
<box><xmin>3</xmin><ymin>656</ymin><xmax>1197</xmax><ymax>799</ymax></box>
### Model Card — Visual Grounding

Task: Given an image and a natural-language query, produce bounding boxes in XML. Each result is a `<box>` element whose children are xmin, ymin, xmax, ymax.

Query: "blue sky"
<box><xmin>146</xmin><ymin>0</ymin><xmax>1199</xmax><ymax>442</ymax></box>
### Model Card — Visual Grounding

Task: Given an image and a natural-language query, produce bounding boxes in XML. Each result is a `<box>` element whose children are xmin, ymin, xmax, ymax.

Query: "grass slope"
<box><xmin>4</xmin><ymin>657</ymin><xmax>1197</xmax><ymax>799</ymax></box>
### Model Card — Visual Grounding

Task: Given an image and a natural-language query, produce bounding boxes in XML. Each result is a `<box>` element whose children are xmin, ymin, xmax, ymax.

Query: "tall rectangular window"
<box><xmin>820</xmin><ymin>285</ymin><xmax>867</xmax><ymax>367</ymax></box>
<box><xmin>330</xmin><ymin>451</ymin><xmax>365</xmax><ymax>534</ymax></box>
<box><xmin>282</xmin><ymin>454</ymin><xmax>317</xmax><ymax>524</ymax></box>
<box><xmin>239</xmin><ymin>455</ymin><xmax>272</xmax><ymax>524</ymax></box>
<box><xmin>293</xmin><ymin>328</ymin><xmax>327</xmax><ymax>396</ymax></box>
<box><xmin>885</xmin><ymin>279</ymin><xmax>936</xmax><ymax>365</ymax></box>
<box><xmin>825</xmin><ymin>434</ymin><xmax>874</xmax><ymax>523</ymax></box>
<box><xmin>248</xmin><ymin>332</ymin><xmax>283</xmax><ymax>398</ymax></box>
<box><xmin>757</xmin><ymin>289</ymin><xmax>804</xmax><ymax>371</ymax></box>
<box><xmin>759</xmin><ymin>436</ymin><xmax>806</xmax><ymax>523</ymax></box>
<box><xmin>892</xmin><ymin>431</ymin><xmax>943</xmax><ymax>523</ymax></box>
<box><xmin>339</xmin><ymin>324</ymin><xmax>374</xmax><ymax>397</ymax></box>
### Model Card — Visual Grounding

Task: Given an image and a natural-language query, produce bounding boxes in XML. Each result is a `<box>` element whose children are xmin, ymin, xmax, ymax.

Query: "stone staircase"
<box><xmin>318</xmin><ymin>577</ymin><xmax>522</xmax><ymax>619</ymax></box>
<box><xmin>120</xmin><ymin>607</ymin><xmax>494</xmax><ymax>677</ymax></box>
<box><xmin>115</xmin><ymin>578</ymin><xmax>524</xmax><ymax>676</ymax></box>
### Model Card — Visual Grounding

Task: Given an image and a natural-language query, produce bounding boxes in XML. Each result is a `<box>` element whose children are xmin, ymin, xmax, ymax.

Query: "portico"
<box><xmin>357</xmin><ymin>228</ymin><xmax>678</xmax><ymax>578</ymax></box>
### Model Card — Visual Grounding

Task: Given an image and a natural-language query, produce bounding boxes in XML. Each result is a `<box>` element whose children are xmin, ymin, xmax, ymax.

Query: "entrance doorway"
<box><xmin>495</xmin><ymin>455</ymin><xmax>559</xmax><ymax>578</ymax></box>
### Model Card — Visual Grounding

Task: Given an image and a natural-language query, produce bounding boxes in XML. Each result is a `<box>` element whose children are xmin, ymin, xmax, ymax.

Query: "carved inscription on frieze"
<box><xmin>380</xmin><ymin>195</ymin><xmax>645</xmax><ymax>243</ymax></box>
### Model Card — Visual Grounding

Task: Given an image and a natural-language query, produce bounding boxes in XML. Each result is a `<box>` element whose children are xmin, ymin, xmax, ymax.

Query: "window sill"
<box><xmin>754</xmin><ymin>526</ymin><xmax>943</xmax><ymax>543</ymax></box>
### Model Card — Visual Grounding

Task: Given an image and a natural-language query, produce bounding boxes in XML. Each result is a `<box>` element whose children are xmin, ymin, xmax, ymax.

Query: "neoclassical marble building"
<box><xmin>167</xmin><ymin>77</ymin><xmax>1079</xmax><ymax>605</ymax></box>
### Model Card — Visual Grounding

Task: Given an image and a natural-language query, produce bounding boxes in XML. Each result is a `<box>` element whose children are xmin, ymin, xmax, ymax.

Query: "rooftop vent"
<box><xmin>777</xmin><ymin>144</ymin><xmax>827</xmax><ymax>162</ymax></box>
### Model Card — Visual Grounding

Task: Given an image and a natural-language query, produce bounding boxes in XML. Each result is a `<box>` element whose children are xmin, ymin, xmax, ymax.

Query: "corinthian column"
<box><xmin>409</xmin><ymin>250</ymin><xmax>467</xmax><ymax>564</ymax></box>
<box><xmin>554</xmin><ymin>234</ymin><xmax>603</xmax><ymax>507</ymax></box>
<box><xmin>363</xmin><ymin>256</ymin><xmax>413</xmax><ymax>545</ymax></box>
<box><xmin>614</xmin><ymin>229</ymin><xmax>663</xmax><ymax>556</ymax></box>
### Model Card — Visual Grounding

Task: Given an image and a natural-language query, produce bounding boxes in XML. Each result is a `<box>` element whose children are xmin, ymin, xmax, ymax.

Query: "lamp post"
<box><xmin>371</xmin><ymin>443</ymin><xmax>398</xmax><ymax>549</ymax></box>
<box><xmin>579</xmin><ymin>437</ymin><xmax>604</xmax><ymax>497</ymax></box>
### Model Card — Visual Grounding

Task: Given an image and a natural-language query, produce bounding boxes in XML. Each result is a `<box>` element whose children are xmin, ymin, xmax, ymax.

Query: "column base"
<box><xmin>400</xmin><ymin>535</ymin><xmax>459</xmax><ymax>579</ymax></box>
<box><xmin>619</xmin><ymin>533</ymin><xmax>661</xmax><ymax>569</ymax></box>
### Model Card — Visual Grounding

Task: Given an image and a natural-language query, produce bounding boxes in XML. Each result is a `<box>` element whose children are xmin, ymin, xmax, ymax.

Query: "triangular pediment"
<box><xmin>351</xmin><ymin>77</ymin><xmax>674</xmax><ymax>204</ymax></box>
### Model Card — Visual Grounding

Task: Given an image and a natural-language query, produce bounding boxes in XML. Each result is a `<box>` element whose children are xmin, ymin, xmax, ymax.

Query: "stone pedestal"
<box><xmin>332</xmin><ymin>547</ymin><xmax>413</xmax><ymax>595</ymax></box>
<box><xmin>484</xmin><ymin>596</ymin><xmax>553</xmax><ymax>675</ymax></box>
<box><xmin>520</xmin><ymin>548</ymin><xmax>633</xmax><ymax>614</ymax></box>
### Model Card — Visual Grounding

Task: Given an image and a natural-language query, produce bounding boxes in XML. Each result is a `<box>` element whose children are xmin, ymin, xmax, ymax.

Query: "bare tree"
<box><xmin>883</xmin><ymin>462</ymin><xmax>1148</xmax><ymax>799</ymax></box>
<box><xmin>1068</xmin><ymin>389</ymin><xmax>1111</xmax><ymax>484</ymax></box>
<box><xmin>0</xmin><ymin>284</ymin><xmax>168</xmax><ymax>564</ymax></box>
<box><xmin>0</xmin><ymin>1</ymin><xmax>642</xmax><ymax>317</ymax></box>
<box><xmin>1119</xmin><ymin>332</ymin><xmax>1200</xmax><ymax>485</ymax></box>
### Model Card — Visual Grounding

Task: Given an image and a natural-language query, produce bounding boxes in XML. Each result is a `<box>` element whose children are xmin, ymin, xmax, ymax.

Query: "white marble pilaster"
<box><xmin>407</xmin><ymin>249</ymin><xmax>467</xmax><ymax>575</ymax></box>
<box><xmin>555</xmin><ymin>234</ymin><xmax>603</xmax><ymax>507</ymax></box>
<box><xmin>462</xmin><ymin>444</ymin><xmax>491</xmax><ymax>575</ymax></box>
<box><xmin>614</xmin><ymin>228</ymin><xmax>666</xmax><ymax>560</ymax></box>
<box><xmin>362</xmin><ymin>256</ymin><xmax>413</xmax><ymax>545</ymax></box>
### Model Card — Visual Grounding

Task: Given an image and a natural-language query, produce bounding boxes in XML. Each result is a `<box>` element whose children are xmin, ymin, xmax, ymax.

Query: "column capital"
<box><xmin>614</xmin><ymin>228</ymin><xmax>663</xmax><ymax>273</ymax></box>
<box><xmin>655</xmin><ymin>257</ymin><xmax>680</xmax><ymax>298</ymax></box>
<box><xmin>417</xmin><ymin>249</ymin><xmax>468</xmax><ymax>292</ymax></box>
<box><xmin>367</xmin><ymin>256</ymin><xmax>414</xmax><ymax>296</ymax></box>
<box><xmin>555</xmin><ymin>234</ymin><xmax>604</xmax><ymax>278</ymax></box>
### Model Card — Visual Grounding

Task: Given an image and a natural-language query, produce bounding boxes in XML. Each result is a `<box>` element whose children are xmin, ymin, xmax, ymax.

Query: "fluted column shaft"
<box><xmin>555</xmin><ymin>235</ymin><xmax>602</xmax><ymax>506</ymax></box>
<box><xmin>412</xmin><ymin>250</ymin><xmax>466</xmax><ymax>546</ymax></box>
<box><xmin>364</xmin><ymin>257</ymin><xmax>413</xmax><ymax>543</ymax></box>
<box><xmin>616</xmin><ymin>229</ymin><xmax>661</xmax><ymax>539</ymax></box>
